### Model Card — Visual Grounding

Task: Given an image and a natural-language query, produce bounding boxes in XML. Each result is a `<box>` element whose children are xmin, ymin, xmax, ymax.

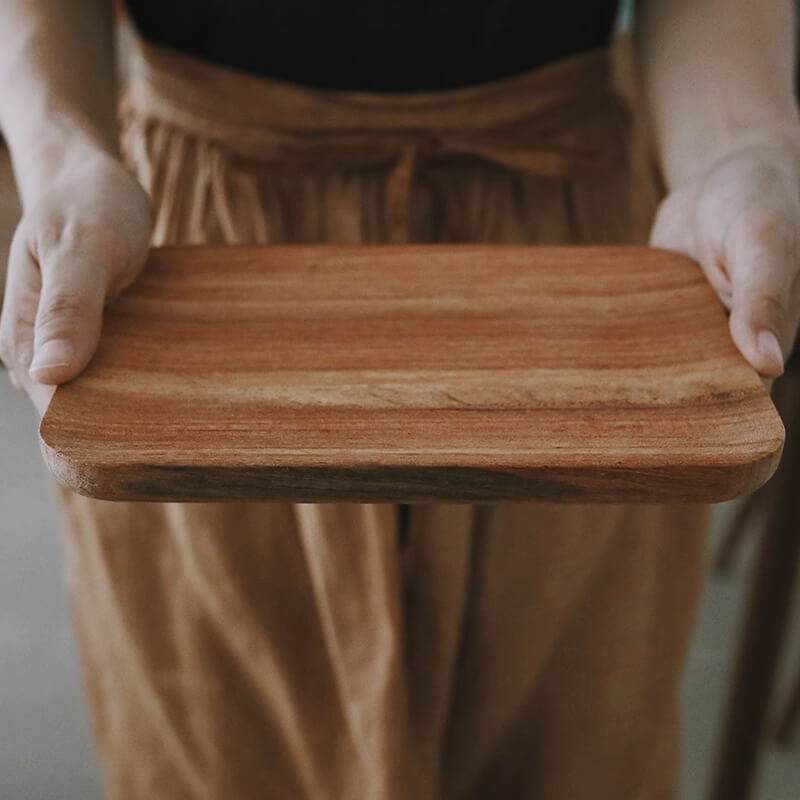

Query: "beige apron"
<box><xmin>53</xmin><ymin>32</ymin><xmax>710</xmax><ymax>800</ymax></box>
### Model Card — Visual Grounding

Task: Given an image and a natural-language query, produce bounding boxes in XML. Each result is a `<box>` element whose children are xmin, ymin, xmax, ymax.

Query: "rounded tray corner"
<box><xmin>39</xmin><ymin>422</ymin><xmax>107</xmax><ymax>500</ymax></box>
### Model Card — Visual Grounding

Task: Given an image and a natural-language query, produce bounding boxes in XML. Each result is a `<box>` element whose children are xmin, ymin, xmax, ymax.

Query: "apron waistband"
<box><xmin>121</xmin><ymin>30</ymin><xmax>631</xmax><ymax>242</ymax></box>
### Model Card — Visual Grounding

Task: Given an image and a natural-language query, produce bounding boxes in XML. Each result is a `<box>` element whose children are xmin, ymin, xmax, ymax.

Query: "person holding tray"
<box><xmin>1</xmin><ymin>1</ymin><xmax>799</xmax><ymax>797</ymax></box>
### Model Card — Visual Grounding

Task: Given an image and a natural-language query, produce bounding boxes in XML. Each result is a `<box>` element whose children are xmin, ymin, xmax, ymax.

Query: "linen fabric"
<box><xmin>52</xmin><ymin>33</ymin><xmax>710</xmax><ymax>800</ymax></box>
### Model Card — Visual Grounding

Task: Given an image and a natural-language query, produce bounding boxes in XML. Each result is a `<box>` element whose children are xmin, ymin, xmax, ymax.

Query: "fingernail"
<box><xmin>29</xmin><ymin>339</ymin><xmax>74</xmax><ymax>375</ymax></box>
<box><xmin>758</xmin><ymin>330</ymin><xmax>784</xmax><ymax>372</ymax></box>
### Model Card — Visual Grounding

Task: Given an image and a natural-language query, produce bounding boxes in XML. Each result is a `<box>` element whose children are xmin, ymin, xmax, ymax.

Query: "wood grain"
<box><xmin>40</xmin><ymin>245</ymin><xmax>785</xmax><ymax>503</ymax></box>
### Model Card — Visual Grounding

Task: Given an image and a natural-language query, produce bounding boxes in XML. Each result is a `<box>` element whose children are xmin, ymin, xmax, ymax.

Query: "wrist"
<box><xmin>660</xmin><ymin>120</ymin><xmax>800</xmax><ymax>190</ymax></box>
<box><xmin>7</xmin><ymin>108</ymin><xmax>119</xmax><ymax>209</ymax></box>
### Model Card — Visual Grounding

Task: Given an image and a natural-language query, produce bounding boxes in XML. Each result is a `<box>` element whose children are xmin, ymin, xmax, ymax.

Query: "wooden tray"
<box><xmin>40</xmin><ymin>245</ymin><xmax>784</xmax><ymax>503</ymax></box>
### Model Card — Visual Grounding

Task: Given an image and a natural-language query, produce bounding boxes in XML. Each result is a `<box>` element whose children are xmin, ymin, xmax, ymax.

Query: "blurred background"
<box><xmin>2</xmin><ymin>126</ymin><xmax>800</xmax><ymax>800</ymax></box>
<box><xmin>3</xmin><ymin>2</ymin><xmax>800</xmax><ymax>795</ymax></box>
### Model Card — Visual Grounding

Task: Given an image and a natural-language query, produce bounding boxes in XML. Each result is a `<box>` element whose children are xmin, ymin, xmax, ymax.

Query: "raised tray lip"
<box><xmin>38</xmin><ymin>243</ymin><xmax>788</xmax><ymax>503</ymax></box>
<box><xmin>39</xmin><ymin>414</ymin><xmax>785</xmax><ymax>504</ymax></box>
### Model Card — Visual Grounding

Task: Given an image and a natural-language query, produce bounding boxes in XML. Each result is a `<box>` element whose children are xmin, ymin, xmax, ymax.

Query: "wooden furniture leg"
<box><xmin>709</xmin><ymin>373</ymin><xmax>800</xmax><ymax>800</ymax></box>
<box><xmin>774</xmin><ymin>662</ymin><xmax>800</xmax><ymax>746</ymax></box>
<box><xmin>713</xmin><ymin>494</ymin><xmax>760</xmax><ymax>575</ymax></box>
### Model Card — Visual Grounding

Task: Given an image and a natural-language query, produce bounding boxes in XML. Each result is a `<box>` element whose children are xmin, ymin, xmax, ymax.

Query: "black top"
<box><xmin>125</xmin><ymin>1</ymin><xmax>620</xmax><ymax>92</ymax></box>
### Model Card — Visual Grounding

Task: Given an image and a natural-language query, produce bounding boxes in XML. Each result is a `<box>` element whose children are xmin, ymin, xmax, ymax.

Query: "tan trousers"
<box><xmin>53</xmin><ymin>35</ymin><xmax>710</xmax><ymax>800</ymax></box>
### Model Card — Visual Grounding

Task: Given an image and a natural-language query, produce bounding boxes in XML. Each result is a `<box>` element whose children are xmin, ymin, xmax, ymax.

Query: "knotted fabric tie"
<box><xmin>122</xmin><ymin>31</ymin><xmax>629</xmax><ymax>244</ymax></box>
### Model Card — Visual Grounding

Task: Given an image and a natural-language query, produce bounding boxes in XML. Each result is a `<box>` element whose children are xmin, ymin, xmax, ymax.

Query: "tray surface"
<box><xmin>40</xmin><ymin>245</ymin><xmax>785</xmax><ymax>502</ymax></box>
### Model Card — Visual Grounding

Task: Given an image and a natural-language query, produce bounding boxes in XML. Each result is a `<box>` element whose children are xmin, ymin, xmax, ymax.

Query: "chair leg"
<box><xmin>774</xmin><ymin>658</ymin><xmax>800</xmax><ymax>747</ymax></box>
<box><xmin>713</xmin><ymin>494</ymin><xmax>759</xmax><ymax>575</ymax></box>
<box><xmin>709</xmin><ymin>480</ymin><xmax>800</xmax><ymax>799</ymax></box>
<box><xmin>710</xmin><ymin>379</ymin><xmax>800</xmax><ymax>800</ymax></box>
<box><xmin>708</xmin><ymin>375</ymin><xmax>800</xmax><ymax>800</ymax></box>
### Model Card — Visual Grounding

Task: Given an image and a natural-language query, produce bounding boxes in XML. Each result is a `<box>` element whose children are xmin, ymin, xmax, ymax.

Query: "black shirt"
<box><xmin>126</xmin><ymin>1</ymin><xmax>619</xmax><ymax>92</ymax></box>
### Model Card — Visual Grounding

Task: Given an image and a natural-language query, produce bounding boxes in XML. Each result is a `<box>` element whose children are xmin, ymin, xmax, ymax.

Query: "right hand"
<box><xmin>0</xmin><ymin>150</ymin><xmax>152</xmax><ymax>414</ymax></box>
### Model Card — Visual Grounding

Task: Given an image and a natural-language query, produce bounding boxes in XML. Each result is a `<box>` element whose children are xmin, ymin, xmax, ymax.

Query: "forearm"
<box><xmin>635</xmin><ymin>0</ymin><xmax>800</xmax><ymax>188</ymax></box>
<box><xmin>0</xmin><ymin>0</ymin><xmax>117</xmax><ymax>208</ymax></box>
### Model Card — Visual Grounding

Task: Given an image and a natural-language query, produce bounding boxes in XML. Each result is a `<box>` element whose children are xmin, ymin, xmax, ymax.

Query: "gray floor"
<box><xmin>0</xmin><ymin>372</ymin><xmax>101</xmax><ymax>799</ymax></box>
<box><xmin>1</xmin><ymin>368</ymin><xmax>799</xmax><ymax>797</ymax></box>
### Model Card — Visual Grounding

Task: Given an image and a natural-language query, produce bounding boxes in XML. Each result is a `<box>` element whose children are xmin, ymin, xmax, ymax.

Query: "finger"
<box><xmin>724</xmin><ymin>213</ymin><xmax>798</xmax><ymax>379</ymax></box>
<box><xmin>7</xmin><ymin>369</ymin><xmax>21</xmax><ymax>391</ymax></box>
<box><xmin>29</xmin><ymin>382</ymin><xmax>56</xmax><ymax>416</ymax></box>
<box><xmin>0</xmin><ymin>226</ymin><xmax>42</xmax><ymax>386</ymax></box>
<box><xmin>28</xmin><ymin>250</ymin><xmax>106</xmax><ymax>385</ymax></box>
<box><xmin>13</xmin><ymin>365</ymin><xmax>56</xmax><ymax>416</ymax></box>
<box><xmin>0</xmin><ymin>239</ymin><xmax>57</xmax><ymax>414</ymax></box>
<box><xmin>0</xmin><ymin>236</ymin><xmax>56</xmax><ymax>414</ymax></box>
<box><xmin>651</xmin><ymin>189</ymin><xmax>734</xmax><ymax>309</ymax></box>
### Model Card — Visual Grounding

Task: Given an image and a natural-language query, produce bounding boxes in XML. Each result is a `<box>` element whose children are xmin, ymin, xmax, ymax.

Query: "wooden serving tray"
<box><xmin>40</xmin><ymin>245</ymin><xmax>784</xmax><ymax>503</ymax></box>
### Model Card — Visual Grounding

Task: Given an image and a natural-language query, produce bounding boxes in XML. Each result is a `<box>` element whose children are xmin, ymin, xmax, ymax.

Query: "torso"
<box><xmin>125</xmin><ymin>0</ymin><xmax>620</xmax><ymax>92</ymax></box>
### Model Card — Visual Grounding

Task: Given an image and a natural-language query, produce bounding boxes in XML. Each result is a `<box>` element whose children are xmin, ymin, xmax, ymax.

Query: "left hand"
<box><xmin>650</xmin><ymin>138</ymin><xmax>800</xmax><ymax>379</ymax></box>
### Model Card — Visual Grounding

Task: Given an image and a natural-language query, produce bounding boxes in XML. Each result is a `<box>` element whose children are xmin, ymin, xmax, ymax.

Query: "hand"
<box><xmin>0</xmin><ymin>151</ymin><xmax>152</xmax><ymax>414</ymax></box>
<box><xmin>650</xmin><ymin>138</ymin><xmax>800</xmax><ymax>380</ymax></box>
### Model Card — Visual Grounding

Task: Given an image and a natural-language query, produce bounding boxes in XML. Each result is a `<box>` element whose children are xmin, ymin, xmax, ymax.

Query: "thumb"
<box><xmin>725</xmin><ymin>216</ymin><xmax>798</xmax><ymax>379</ymax></box>
<box><xmin>29</xmin><ymin>252</ymin><xmax>106</xmax><ymax>385</ymax></box>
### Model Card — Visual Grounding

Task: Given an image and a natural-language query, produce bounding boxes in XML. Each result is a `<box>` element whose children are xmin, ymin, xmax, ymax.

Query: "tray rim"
<box><xmin>39</xmin><ymin>243</ymin><xmax>787</xmax><ymax>503</ymax></box>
